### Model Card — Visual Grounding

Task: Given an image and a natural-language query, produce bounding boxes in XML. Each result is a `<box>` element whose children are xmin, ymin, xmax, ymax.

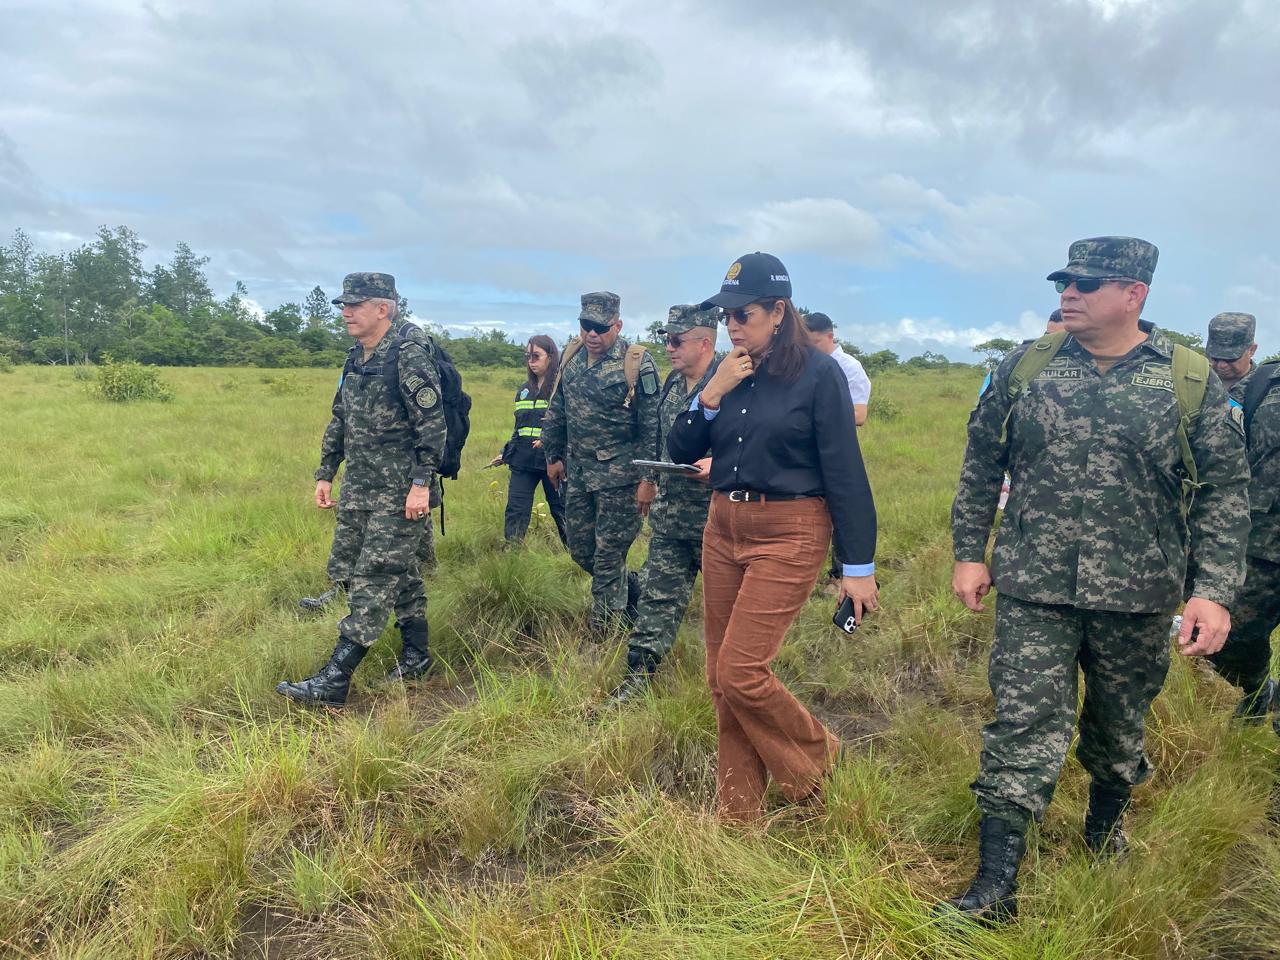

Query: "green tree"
<box><xmin>1161</xmin><ymin>328</ymin><xmax>1206</xmax><ymax>355</ymax></box>
<box><xmin>304</xmin><ymin>285</ymin><xmax>336</xmax><ymax>331</ymax></box>
<box><xmin>265</xmin><ymin>302</ymin><xmax>303</xmax><ymax>336</ymax></box>
<box><xmin>149</xmin><ymin>241</ymin><xmax>213</xmax><ymax>321</ymax></box>
<box><xmin>843</xmin><ymin>342</ymin><xmax>899</xmax><ymax>375</ymax></box>
<box><xmin>973</xmin><ymin>337</ymin><xmax>1018</xmax><ymax>371</ymax></box>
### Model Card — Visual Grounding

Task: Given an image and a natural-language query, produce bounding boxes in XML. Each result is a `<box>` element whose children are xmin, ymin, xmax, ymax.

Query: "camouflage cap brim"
<box><xmin>1045</xmin><ymin>264</ymin><xmax>1134</xmax><ymax>282</ymax></box>
<box><xmin>331</xmin><ymin>293</ymin><xmax>372</xmax><ymax>305</ymax></box>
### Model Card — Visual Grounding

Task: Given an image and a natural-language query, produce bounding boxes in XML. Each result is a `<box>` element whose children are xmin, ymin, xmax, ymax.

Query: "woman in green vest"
<box><xmin>490</xmin><ymin>335</ymin><xmax>568</xmax><ymax>544</ymax></box>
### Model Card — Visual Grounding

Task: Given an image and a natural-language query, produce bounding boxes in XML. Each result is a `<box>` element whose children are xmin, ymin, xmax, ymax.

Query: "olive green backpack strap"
<box><xmin>621</xmin><ymin>344</ymin><xmax>647</xmax><ymax>409</ymax></box>
<box><xmin>999</xmin><ymin>330</ymin><xmax>1069</xmax><ymax>443</ymax></box>
<box><xmin>550</xmin><ymin>336</ymin><xmax>583</xmax><ymax>402</ymax></box>
<box><xmin>1171</xmin><ymin>344</ymin><xmax>1209</xmax><ymax>507</ymax></box>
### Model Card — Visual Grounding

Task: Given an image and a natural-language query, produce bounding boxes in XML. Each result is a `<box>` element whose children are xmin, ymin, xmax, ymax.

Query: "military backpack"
<box><xmin>1002</xmin><ymin>330</ymin><xmax>1209</xmax><ymax>501</ymax></box>
<box><xmin>1241</xmin><ymin>361</ymin><xmax>1280</xmax><ymax>439</ymax></box>
<box><xmin>339</xmin><ymin>321</ymin><xmax>472</xmax><ymax>480</ymax></box>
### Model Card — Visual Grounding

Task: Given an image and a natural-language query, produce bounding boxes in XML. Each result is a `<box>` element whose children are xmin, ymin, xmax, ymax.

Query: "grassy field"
<box><xmin>0</xmin><ymin>361</ymin><xmax>1278</xmax><ymax>959</ymax></box>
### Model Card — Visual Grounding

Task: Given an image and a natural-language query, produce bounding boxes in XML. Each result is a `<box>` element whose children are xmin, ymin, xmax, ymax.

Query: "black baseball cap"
<box><xmin>700</xmin><ymin>252</ymin><xmax>792</xmax><ymax>310</ymax></box>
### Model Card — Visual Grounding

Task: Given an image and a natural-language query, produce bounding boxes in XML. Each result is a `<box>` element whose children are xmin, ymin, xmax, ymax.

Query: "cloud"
<box><xmin>0</xmin><ymin>0</ymin><xmax>1277</xmax><ymax>355</ymax></box>
<box><xmin>0</xmin><ymin>130</ymin><xmax>58</xmax><ymax>219</ymax></box>
<box><xmin>728</xmin><ymin>199</ymin><xmax>882</xmax><ymax>261</ymax></box>
<box><xmin>848</xmin><ymin>310</ymin><xmax>1048</xmax><ymax>357</ymax></box>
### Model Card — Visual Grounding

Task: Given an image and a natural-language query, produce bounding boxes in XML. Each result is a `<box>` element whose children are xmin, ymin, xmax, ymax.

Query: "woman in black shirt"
<box><xmin>667</xmin><ymin>252</ymin><xmax>878</xmax><ymax>821</ymax></box>
<box><xmin>490</xmin><ymin>335</ymin><xmax>568</xmax><ymax>545</ymax></box>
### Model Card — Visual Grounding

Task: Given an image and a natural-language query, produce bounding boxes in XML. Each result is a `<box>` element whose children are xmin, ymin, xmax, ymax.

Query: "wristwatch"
<box><xmin>411</xmin><ymin>477</ymin><xmax>428</xmax><ymax>486</ymax></box>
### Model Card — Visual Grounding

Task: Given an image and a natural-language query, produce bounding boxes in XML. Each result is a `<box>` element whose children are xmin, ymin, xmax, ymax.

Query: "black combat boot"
<box><xmin>608</xmin><ymin>647</ymin><xmax>660</xmax><ymax>704</ymax></box>
<box><xmin>276</xmin><ymin>637</ymin><xmax>367</xmax><ymax>707</ymax></box>
<box><xmin>385</xmin><ymin>618</ymin><xmax>432</xmax><ymax>682</ymax></box>
<box><xmin>1084</xmin><ymin>781</ymin><xmax>1131</xmax><ymax>857</ymax></box>
<box><xmin>623</xmin><ymin>571</ymin><xmax>641</xmax><ymax>627</ymax></box>
<box><xmin>1233</xmin><ymin>678</ymin><xmax>1278</xmax><ymax>725</ymax></box>
<box><xmin>299</xmin><ymin>580</ymin><xmax>348</xmax><ymax>612</ymax></box>
<box><xmin>936</xmin><ymin>815</ymin><xmax>1027</xmax><ymax>924</ymax></box>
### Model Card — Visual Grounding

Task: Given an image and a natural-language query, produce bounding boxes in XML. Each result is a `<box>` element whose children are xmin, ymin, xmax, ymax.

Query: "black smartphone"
<box><xmin>833</xmin><ymin>595</ymin><xmax>859</xmax><ymax>634</ymax></box>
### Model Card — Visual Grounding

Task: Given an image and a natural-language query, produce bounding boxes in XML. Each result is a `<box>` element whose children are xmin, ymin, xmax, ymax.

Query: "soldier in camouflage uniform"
<box><xmin>542</xmin><ymin>292</ymin><xmax>660</xmax><ymax>631</ymax></box>
<box><xmin>1207</xmin><ymin>313</ymin><xmax>1279</xmax><ymax>722</ymax></box>
<box><xmin>610</xmin><ymin>305</ymin><xmax>722</xmax><ymax>702</ymax></box>
<box><xmin>941</xmin><ymin>238</ymin><xmax>1249</xmax><ymax>923</ymax></box>
<box><xmin>277</xmin><ymin>272</ymin><xmax>448</xmax><ymax>708</ymax></box>
<box><xmin>1208</xmin><ymin>311</ymin><xmax>1258</xmax><ymax>396</ymax></box>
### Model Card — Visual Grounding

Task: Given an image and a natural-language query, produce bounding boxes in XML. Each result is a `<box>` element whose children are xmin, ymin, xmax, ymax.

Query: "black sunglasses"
<box><xmin>1054</xmin><ymin>277</ymin><xmax>1135</xmax><ymax>294</ymax></box>
<box><xmin>579</xmin><ymin>318</ymin><xmax>613</xmax><ymax>335</ymax></box>
<box><xmin>721</xmin><ymin>302</ymin><xmax>777</xmax><ymax>325</ymax></box>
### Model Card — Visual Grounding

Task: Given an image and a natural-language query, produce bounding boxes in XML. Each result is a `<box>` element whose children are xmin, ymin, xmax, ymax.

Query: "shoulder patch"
<box><xmin>519</xmin><ymin>387</ymin><xmax>529</xmax><ymax>400</ymax></box>
<box><xmin>1231</xmin><ymin>403</ymin><xmax>1245</xmax><ymax>431</ymax></box>
<box><xmin>639</xmin><ymin>369</ymin><xmax>659</xmax><ymax>395</ymax></box>
<box><xmin>414</xmin><ymin>385</ymin><xmax>440</xmax><ymax>410</ymax></box>
<box><xmin>405</xmin><ymin>374</ymin><xmax>426</xmax><ymax>392</ymax></box>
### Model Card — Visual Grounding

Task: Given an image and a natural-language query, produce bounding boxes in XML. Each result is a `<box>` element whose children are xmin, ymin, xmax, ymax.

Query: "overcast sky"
<box><xmin>2</xmin><ymin>0</ymin><xmax>1278</xmax><ymax>359</ymax></box>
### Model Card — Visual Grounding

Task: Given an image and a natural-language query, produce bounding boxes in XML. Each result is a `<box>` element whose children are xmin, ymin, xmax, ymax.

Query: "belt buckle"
<box><xmin>728</xmin><ymin>489</ymin><xmax>747</xmax><ymax>503</ymax></box>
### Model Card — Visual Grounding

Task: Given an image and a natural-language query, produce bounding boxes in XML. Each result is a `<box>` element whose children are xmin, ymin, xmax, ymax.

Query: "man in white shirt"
<box><xmin>803</xmin><ymin>312</ymin><xmax>870</xmax><ymax>425</ymax></box>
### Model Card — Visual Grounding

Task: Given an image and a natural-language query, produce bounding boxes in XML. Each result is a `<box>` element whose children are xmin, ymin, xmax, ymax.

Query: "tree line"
<box><xmin>0</xmin><ymin>227</ymin><xmax>530</xmax><ymax>369</ymax></box>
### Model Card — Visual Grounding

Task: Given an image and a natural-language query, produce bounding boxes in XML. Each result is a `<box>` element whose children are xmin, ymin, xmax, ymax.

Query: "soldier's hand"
<box><xmin>692</xmin><ymin>457</ymin><xmax>712</xmax><ymax>484</ymax></box>
<box><xmin>532</xmin><ymin>439</ymin><xmax>543</xmax><ymax>449</ymax></box>
<box><xmin>547</xmin><ymin>460</ymin><xmax>566</xmax><ymax>489</ymax></box>
<box><xmin>1178</xmin><ymin>597</ymin><xmax>1231</xmax><ymax>656</ymax></box>
<box><xmin>488</xmin><ymin>455</ymin><xmax>504</xmax><ymax>467</ymax></box>
<box><xmin>315</xmin><ymin>481</ymin><xmax>336</xmax><ymax>509</ymax></box>
<box><xmin>839</xmin><ymin>574</ymin><xmax>879</xmax><ymax>625</ymax></box>
<box><xmin>404</xmin><ymin>484</ymin><xmax>432</xmax><ymax>521</ymax></box>
<box><xmin>702</xmin><ymin>345</ymin><xmax>754</xmax><ymax>408</ymax></box>
<box><xmin>636</xmin><ymin>479</ymin><xmax>658</xmax><ymax>517</ymax></box>
<box><xmin>953</xmin><ymin>561</ymin><xmax>993</xmax><ymax>612</ymax></box>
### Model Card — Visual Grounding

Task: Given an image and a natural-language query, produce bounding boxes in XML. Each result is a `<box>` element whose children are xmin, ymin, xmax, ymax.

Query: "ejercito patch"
<box><xmin>1132</xmin><ymin>361</ymin><xmax>1173</xmax><ymax>391</ymax></box>
<box><xmin>414</xmin><ymin>386</ymin><xmax>439</xmax><ymax>409</ymax></box>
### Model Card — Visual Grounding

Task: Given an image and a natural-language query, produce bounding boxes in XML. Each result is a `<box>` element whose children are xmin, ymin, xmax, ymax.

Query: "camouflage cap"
<box><xmin>1206</xmin><ymin>312</ymin><xmax>1257</xmax><ymax>360</ymax></box>
<box><xmin>657</xmin><ymin>303</ymin><xmax>720</xmax><ymax>336</ymax></box>
<box><xmin>331</xmin><ymin>272</ymin><xmax>398</xmax><ymax>305</ymax></box>
<box><xmin>1046</xmin><ymin>237</ymin><xmax>1159</xmax><ymax>285</ymax></box>
<box><xmin>579</xmin><ymin>291</ymin><xmax>621</xmax><ymax>324</ymax></box>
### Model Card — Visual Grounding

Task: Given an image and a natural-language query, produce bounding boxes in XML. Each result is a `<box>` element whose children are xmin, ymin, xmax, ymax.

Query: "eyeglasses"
<box><xmin>722</xmin><ymin>305</ymin><xmax>767</xmax><ymax>325</ymax></box>
<box><xmin>579</xmin><ymin>319</ymin><xmax>613</xmax><ymax>335</ymax></box>
<box><xmin>1054</xmin><ymin>277</ymin><xmax>1135</xmax><ymax>294</ymax></box>
<box><xmin>665</xmin><ymin>335</ymin><xmax>686</xmax><ymax>348</ymax></box>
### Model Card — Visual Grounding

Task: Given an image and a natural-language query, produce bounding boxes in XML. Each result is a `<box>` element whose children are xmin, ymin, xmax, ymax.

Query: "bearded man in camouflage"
<box><xmin>610</xmin><ymin>304</ymin><xmax>721</xmax><ymax>702</ymax></box>
<box><xmin>941</xmin><ymin>238</ymin><xmax>1249</xmax><ymax>923</ymax></box>
<box><xmin>542</xmin><ymin>292</ymin><xmax>660</xmax><ymax>633</ymax></box>
<box><xmin>277</xmin><ymin>272</ymin><xmax>448</xmax><ymax>708</ymax></box>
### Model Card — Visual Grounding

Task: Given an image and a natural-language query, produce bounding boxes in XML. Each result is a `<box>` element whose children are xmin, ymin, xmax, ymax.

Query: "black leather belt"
<box><xmin>724</xmin><ymin>490</ymin><xmax>811</xmax><ymax>503</ymax></box>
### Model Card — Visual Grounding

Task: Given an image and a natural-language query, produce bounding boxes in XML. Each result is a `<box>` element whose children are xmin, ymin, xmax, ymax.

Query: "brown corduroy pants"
<box><xmin>701</xmin><ymin>493</ymin><xmax>840</xmax><ymax>820</ymax></box>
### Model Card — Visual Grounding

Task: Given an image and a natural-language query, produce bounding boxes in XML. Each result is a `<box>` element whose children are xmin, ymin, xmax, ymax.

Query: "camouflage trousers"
<box><xmin>974</xmin><ymin>593</ymin><xmax>1171</xmax><ymax>826</ymax></box>
<box><xmin>629</xmin><ymin>533</ymin><xmax>702</xmax><ymax>662</ymax></box>
<box><xmin>564</xmin><ymin>482</ymin><xmax>642</xmax><ymax>620</ymax></box>
<box><xmin>328</xmin><ymin>510</ymin><xmax>435</xmax><ymax>583</ymax></box>
<box><xmin>326</xmin><ymin>506</ymin><xmax>429</xmax><ymax>648</ymax></box>
<box><xmin>1209</xmin><ymin>554</ymin><xmax>1280</xmax><ymax>695</ymax></box>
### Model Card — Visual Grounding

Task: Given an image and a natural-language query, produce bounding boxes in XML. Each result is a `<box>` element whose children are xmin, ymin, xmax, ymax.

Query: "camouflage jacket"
<box><xmin>315</xmin><ymin>327</ymin><xmax>448</xmax><ymax>512</ymax></box>
<box><xmin>540</xmin><ymin>337</ymin><xmax>660</xmax><ymax>492</ymax></box>
<box><xmin>952</xmin><ymin>324</ymin><xmax>1249</xmax><ymax>612</ymax></box>
<box><xmin>648</xmin><ymin>357</ymin><xmax>721</xmax><ymax>539</ymax></box>
<box><xmin>1233</xmin><ymin>363</ymin><xmax>1280</xmax><ymax>562</ymax></box>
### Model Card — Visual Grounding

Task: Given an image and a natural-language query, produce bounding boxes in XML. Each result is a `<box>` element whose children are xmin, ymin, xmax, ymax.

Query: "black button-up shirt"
<box><xmin>667</xmin><ymin>347</ymin><xmax>877</xmax><ymax>569</ymax></box>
